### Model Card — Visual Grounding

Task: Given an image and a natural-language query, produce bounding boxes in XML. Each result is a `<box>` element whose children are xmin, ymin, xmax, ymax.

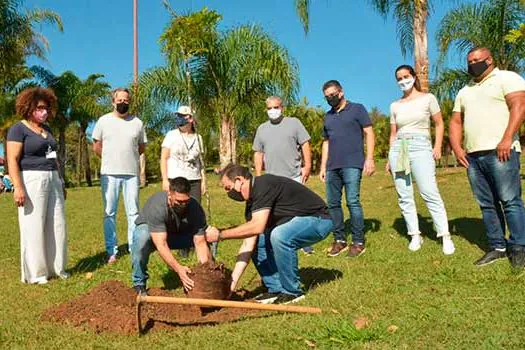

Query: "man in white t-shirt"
<box><xmin>450</xmin><ymin>47</ymin><xmax>525</xmax><ymax>268</ymax></box>
<box><xmin>92</xmin><ymin>88</ymin><xmax>148</xmax><ymax>263</ymax></box>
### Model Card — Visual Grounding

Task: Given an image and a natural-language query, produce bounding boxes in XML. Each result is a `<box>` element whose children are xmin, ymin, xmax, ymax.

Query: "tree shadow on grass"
<box><xmin>299</xmin><ymin>267</ymin><xmax>343</xmax><ymax>292</ymax></box>
<box><xmin>160</xmin><ymin>267</ymin><xmax>342</xmax><ymax>298</ymax></box>
<box><xmin>69</xmin><ymin>244</ymin><xmax>130</xmax><ymax>274</ymax></box>
<box><xmin>449</xmin><ymin>217</ymin><xmax>488</xmax><ymax>251</ymax></box>
<box><xmin>392</xmin><ymin>215</ymin><xmax>438</xmax><ymax>243</ymax></box>
<box><xmin>161</xmin><ymin>269</ymin><xmax>184</xmax><ymax>291</ymax></box>
<box><xmin>392</xmin><ymin>216</ymin><xmax>489</xmax><ymax>251</ymax></box>
<box><xmin>342</xmin><ymin>218</ymin><xmax>382</xmax><ymax>241</ymax></box>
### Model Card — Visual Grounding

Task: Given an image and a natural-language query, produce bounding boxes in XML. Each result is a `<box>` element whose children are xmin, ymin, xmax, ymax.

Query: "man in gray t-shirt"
<box><xmin>131</xmin><ymin>177</ymin><xmax>211</xmax><ymax>295</ymax></box>
<box><xmin>253</xmin><ymin>95</ymin><xmax>314</xmax><ymax>254</ymax></box>
<box><xmin>92</xmin><ymin>88</ymin><xmax>147</xmax><ymax>263</ymax></box>
<box><xmin>253</xmin><ymin>96</ymin><xmax>311</xmax><ymax>182</ymax></box>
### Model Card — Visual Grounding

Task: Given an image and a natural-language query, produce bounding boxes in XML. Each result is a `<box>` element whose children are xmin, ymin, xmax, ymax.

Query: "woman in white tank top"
<box><xmin>386</xmin><ymin>65</ymin><xmax>455</xmax><ymax>255</ymax></box>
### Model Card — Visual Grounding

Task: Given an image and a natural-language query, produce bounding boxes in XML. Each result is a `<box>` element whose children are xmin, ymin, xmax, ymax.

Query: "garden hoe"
<box><xmin>136</xmin><ymin>295</ymin><xmax>322</xmax><ymax>335</ymax></box>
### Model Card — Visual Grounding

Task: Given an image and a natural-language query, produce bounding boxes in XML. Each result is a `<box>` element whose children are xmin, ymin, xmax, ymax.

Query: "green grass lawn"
<box><xmin>2</xmin><ymin>163</ymin><xmax>525</xmax><ymax>349</ymax></box>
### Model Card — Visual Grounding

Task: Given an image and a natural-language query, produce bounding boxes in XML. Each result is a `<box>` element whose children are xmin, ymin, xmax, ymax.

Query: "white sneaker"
<box><xmin>59</xmin><ymin>272</ymin><xmax>70</xmax><ymax>280</ymax></box>
<box><xmin>33</xmin><ymin>276</ymin><xmax>48</xmax><ymax>285</ymax></box>
<box><xmin>442</xmin><ymin>236</ymin><xmax>455</xmax><ymax>255</ymax></box>
<box><xmin>408</xmin><ymin>235</ymin><xmax>423</xmax><ymax>251</ymax></box>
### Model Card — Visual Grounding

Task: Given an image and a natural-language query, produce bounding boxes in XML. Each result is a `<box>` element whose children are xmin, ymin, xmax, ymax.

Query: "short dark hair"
<box><xmin>394</xmin><ymin>64</ymin><xmax>422</xmax><ymax>91</ymax></box>
<box><xmin>322</xmin><ymin>80</ymin><xmax>343</xmax><ymax>92</ymax></box>
<box><xmin>220</xmin><ymin>163</ymin><xmax>252</xmax><ymax>181</ymax></box>
<box><xmin>467</xmin><ymin>46</ymin><xmax>491</xmax><ymax>56</ymax></box>
<box><xmin>169</xmin><ymin>177</ymin><xmax>191</xmax><ymax>193</ymax></box>
<box><xmin>111</xmin><ymin>88</ymin><xmax>131</xmax><ymax>102</ymax></box>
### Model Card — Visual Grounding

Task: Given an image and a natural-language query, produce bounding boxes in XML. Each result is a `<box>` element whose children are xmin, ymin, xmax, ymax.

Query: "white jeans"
<box><xmin>19</xmin><ymin>170</ymin><xmax>67</xmax><ymax>283</ymax></box>
<box><xmin>388</xmin><ymin>135</ymin><xmax>449</xmax><ymax>236</ymax></box>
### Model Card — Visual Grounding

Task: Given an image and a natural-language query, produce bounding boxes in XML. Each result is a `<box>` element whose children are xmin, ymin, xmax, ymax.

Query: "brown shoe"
<box><xmin>348</xmin><ymin>243</ymin><xmax>366</xmax><ymax>257</ymax></box>
<box><xmin>327</xmin><ymin>241</ymin><xmax>348</xmax><ymax>257</ymax></box>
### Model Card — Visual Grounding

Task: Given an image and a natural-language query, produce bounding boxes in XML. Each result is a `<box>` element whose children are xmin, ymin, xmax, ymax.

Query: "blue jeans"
<box><xmin>326</xmin><ymin>168</ymin><xmax>364</xmax><ymax>243</ymax></box>
<box><xmin>131</xmin><ymin>223</ymin><xmax>194</xmax><ymax>287</ymax></box>
<box><xmin>388</xmin><ymin>135</ymin><xmax>449</xmax><ymax>236</ymax></box>
<box><xmin>252</xmin><ymin>216</ymin><xmax>333</xmax><ymax>295</ymax></box>
<box><xmin>100</xmin><ymin>175</ymin><xmax>140</xmax><ymax>256</ymax></box>
<box><xmin>466</xmin><ymin>150</ymin><xmax>525</xmax><ymax>249</ymax></box>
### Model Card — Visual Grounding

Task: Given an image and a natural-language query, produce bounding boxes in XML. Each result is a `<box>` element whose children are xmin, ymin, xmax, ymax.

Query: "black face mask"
<box><xmin>116</xmin><ymin>102</ymin><xmax>129</xmax><ymax>114</ymax></box>
<box><xmin>173</xmin><ymin>204</ymin><xmax>188</xmax><ymax>216</ymax></box>
<box><xmin>326</xmin><ymin>95</ymin><xmax>341</xmax><ymax>108</ymax></box>
<box><xmin>227</xmin><ymin>188</ymin><xmax>245</xmax><ymax>202</ymax></box>
<box><xmin>468</xmin><ymin>60</ymin><xmax>489</xmax><ymax>78</ymax></box>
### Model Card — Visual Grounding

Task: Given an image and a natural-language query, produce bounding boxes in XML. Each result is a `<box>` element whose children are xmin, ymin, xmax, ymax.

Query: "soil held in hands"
<box><xmin>187</xmin><ymin>261</ymin><xmax>232</xmax><ymax>300</ymax></box>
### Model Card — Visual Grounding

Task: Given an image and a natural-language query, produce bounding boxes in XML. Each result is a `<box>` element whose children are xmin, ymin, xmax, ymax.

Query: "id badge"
<box><xmin>45</xmin><ymin>145</ymin><xmax>57</xmax><ymax>159</ymax></box>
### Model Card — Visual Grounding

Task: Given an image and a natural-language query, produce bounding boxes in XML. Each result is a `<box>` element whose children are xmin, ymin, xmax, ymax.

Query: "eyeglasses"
<box><xmin>36</xmin><ymin>105</ymin><xmax>49</xmax><ymax>111</ymax></box>
<box><xmin>266</xmin><ymin>106</ymin><xmax>281</xmax><ymax>110</ymax></box>
<box><xmin>324</xmin><ymin>93</ymin><xmax>339</xmax><ymax>99</ymax></box>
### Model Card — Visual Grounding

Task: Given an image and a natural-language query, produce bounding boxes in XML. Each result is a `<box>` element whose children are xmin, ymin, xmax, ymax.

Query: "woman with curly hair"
<box><xmin>6</xmin><ymin>87</ymin><xmax>68</xmax><ymax>284</ymax></box>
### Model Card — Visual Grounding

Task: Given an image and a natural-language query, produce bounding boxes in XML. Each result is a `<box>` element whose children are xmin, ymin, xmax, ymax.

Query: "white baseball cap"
<box><xmin>176</xmin><ymin>105</ymin><xmax>193</xmax><ymax>116</ymax></box>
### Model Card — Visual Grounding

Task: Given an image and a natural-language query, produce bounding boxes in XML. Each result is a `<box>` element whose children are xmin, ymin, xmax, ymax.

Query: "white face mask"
<box><xmin>398</xmin><ymin>77</ymin><xmax>415</xmax><ymax>91</ymax></box>
<box><xmin>267</xmin><ymin>108</ymin><xmax>282</xmax><ymax>120</ymax></box>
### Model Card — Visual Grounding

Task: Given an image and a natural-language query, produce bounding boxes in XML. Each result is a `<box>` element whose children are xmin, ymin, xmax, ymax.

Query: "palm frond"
<box><xmin>430</xmin><ymin>68</ymin><xmax>471</xmax><ymax>102</ymax></box>
<box><xmin>294</xmin><ymin>0</ymin><xmax>311</xmax><ymax>34</ymax></box>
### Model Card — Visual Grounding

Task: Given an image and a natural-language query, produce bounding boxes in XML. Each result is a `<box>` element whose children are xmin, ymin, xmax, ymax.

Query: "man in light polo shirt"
<box><xmin>253</xmin><ymin>95</ymin><xmax>314</xmax><ymax>255</ymax></box>
<box><xmin>320</xmin><ymin>80</ymin><xmax>376</xmax><ymax>258</ymax></box>
<box><xmin>450</xmin><ymin>47</ymin><xmax>525</xmax><ymax>268</ymax></box>
<box><xmin>92</xmin><ymin>88</ymin><xmax>147</xmax><ymax>263</ymax></box>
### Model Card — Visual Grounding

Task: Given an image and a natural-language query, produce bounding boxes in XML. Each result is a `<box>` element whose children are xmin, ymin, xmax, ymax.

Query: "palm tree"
<box><xmin>0</xmin><ymin>0</ymin><xmax>62</xmax><ymax>172</ymax></box>
<box><xmin>29</xmin><ymin>67</ymin><xmax>110</xmax><ymax>184</ymax></box>
<box><xmin>433</xmin><ymin>0</ymin><xmax>525</xmax><ymax>101</ymax></box>
<box><xmin>137</xmin><ymin>8</ymin><xmax>299</xmax><ymax>167</ymax></box>
<box><xmin>293</xmin><ymin>0</ymin><xmax>432</xmax><ymax>91</ymax></box>
<box><xmin>0</xmin><ymin>0</ymin><xmax>63</xmax><ymax>93</ymax></box>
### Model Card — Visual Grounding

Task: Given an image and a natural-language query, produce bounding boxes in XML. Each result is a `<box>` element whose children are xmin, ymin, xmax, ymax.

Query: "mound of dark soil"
<box><xmin>41</xmin><ymin>280</ymin><xmax>263</xmax><ymax>335</ymax></box>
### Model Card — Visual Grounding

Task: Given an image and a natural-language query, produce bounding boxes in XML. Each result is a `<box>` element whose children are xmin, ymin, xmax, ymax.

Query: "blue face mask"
<box><xmin>175</xmin><ymin>115</ymin><xmax>190</xmax><ymax>128</ymax></box>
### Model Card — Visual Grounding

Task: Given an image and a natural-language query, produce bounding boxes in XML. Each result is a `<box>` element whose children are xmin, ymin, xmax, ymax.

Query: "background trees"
<box><xmin>136</xmin><ymin>8</ymin><xmax>299</xmax><ymax>167</ymax></box>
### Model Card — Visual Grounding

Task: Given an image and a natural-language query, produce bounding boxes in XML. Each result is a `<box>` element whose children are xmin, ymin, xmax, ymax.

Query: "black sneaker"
<box><xmin>474</xmin><ymin>250</ymin><xmax>507</xmax><ymax>266</ymax></box>
<box><xmin>273</xmin><ymin>293</ymin><xmax>305</xmax><ymax>305</ymax></box>
<box><xmin>509</xmin><ymin>247</ymin><xmax>525</xmax><ymax>268</ymax></box>
<box><xmin>254</xmin><ymin>292</ymin><xmax>280</xmax><ymax>304</ymax></box>
<box><xmin>134</xmin><ymin>285</ymin><xmax>148</xmax><ymax>296</ymax></box>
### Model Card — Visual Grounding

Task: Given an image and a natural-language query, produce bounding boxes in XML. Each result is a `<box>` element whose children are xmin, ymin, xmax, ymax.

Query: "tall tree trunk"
<box><xmin>81</xmin><ymin>123</ymin><xmax>92</xmax><ymax>186</ymax></box>
<box><xmin>76</xmin><ymin>128</ymin><xmax>83</xmax><ymax>185</ymax></box>
<box><xmin>413</xmin><ymin>0</ymin><xmax>429</xmax><ymax>93</ymax></box>
<box><xmin>219</xmin><ymin>116</ymin><xmax>237</xmax><ymax>168</ymax></box>
<box><xmin>58</xmin><ymin>127</ymin><xmax>67</xmax><ymax>181</ymax></box>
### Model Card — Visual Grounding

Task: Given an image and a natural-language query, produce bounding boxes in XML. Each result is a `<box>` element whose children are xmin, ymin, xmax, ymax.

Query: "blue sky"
<box><xmin>24</xmin><ymin>0</ymin><xmax>466</xmax><ymax>114</ymax></box>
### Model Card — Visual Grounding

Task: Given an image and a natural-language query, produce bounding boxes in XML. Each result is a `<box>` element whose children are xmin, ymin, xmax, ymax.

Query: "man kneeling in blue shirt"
<box><xmin>205</xmin><ymin>164</ymin><xmax>333</xmax><ymax>305</ymax></box>
<box><xmin>131</xmin><ymin>177</ymin><xmax>211</xmax><ymax>295</ymax></box>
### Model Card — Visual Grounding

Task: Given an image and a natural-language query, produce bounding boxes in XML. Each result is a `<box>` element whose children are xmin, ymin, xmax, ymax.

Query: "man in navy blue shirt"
<box><xmin>320</xmin><ymin>80</ymin><xmax>376</xmax><ymax>257</ymax></box>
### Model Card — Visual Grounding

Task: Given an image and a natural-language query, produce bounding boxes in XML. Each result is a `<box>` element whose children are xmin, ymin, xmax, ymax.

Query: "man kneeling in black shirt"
<box><xmin>206</xmin><ymin>164</ymin><xmax>333</xmax><ymax>304</ymax></box>
<box><xmin>131</xmin><ymin>177</ymin><xmax>211</xmax><ymax>295</ymax></box>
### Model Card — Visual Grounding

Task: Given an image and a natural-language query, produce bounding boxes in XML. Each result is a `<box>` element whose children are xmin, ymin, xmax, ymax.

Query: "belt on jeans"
<box><xmin>395</xmin><ymin>134</ymin><xmax>430</xmax><ymax>141</ymax></box>
<box><xmin>467</xmin><ymin>149</ymin><xmax>496</xmax><ymax>157</ymax></box>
